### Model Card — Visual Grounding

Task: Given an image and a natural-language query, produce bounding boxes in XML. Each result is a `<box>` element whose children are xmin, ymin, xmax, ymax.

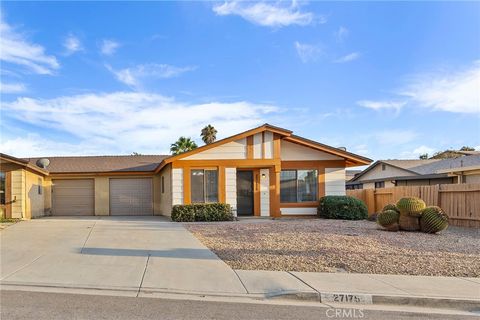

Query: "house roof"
<box><xmin>350</xmin><ymin>155</ymin><xmax>480</xmax><ymax>183</ymax></box>
<box><xmin>0</xmin><ymin>153</ymin><xmax>49</xmax><ymax>175</ymax></box>
<box><xmin>24</xmin><ymin>155</ymin><xmax>169</xmax><ymax>174</ymax></box>
<box><xmin>154</xmin><ymin>123</ymin><xmax>372</xmax><ymax>172</ymax></box>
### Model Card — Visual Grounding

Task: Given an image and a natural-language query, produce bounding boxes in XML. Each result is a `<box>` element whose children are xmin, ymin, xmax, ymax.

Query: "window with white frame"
<box><xmin>280</xmin><ymin>169</ymin><xmax>318</xmax><ymax>203</ymax></box>
<box><xmin>191</xmin><ymin>169</ymin><xmax>218</xmax><ymax>203</ymax></box>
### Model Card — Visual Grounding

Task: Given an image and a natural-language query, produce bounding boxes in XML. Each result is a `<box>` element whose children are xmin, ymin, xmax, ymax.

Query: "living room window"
<box><xmin>375</xmin><ymin>181</ymin><xmax>385</xmax><ymax>189</ymax></box>
<box><xmin>280</xmin><ymin>169</ymin><xmax>318</xmax><ymax>203</ymax></box>
<box><xmin>191</xmin><ymin>169</ymin><xmax>218</xmax><ymax>203</ymax></box>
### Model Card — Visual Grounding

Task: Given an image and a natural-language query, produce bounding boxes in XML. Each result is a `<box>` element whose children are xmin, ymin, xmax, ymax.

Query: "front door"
<box><xmin>236</xmin><ymin>170</ymin><xmax>254</xmax><ymax>216</ymax></box>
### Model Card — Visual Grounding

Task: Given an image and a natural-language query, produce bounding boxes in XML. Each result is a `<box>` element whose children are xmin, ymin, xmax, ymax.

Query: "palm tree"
<box><xmin>201</xmin><ymin>124</ymin><xmax>217</xmax><ymax>145</ymax></box>
<box><xmin>170</xmin><ymin>137</ymin><xmax>198</xmax><ymax>155</ymax></box>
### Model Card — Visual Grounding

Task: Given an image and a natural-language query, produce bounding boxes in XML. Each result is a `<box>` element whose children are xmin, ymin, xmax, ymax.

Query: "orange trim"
<box><xmin>246</xmin><ymin>136</ymin><xmax>254</xmax><ymax>159</ymax></box>
<box><xmin>269</xmin><ymin>167</ymin><xmax>281</xmax><ymax>217</ymax></box>
<box><xmin>283</xmin><ymin>136</ymin><xmax>372</xmax><ymax>166</ymax></box>
<box><xmin>254</xmin><ymin>169</ymin><xmax>260</xmax><ymax>216</ymax></box>
<box><xmin>184</xmin><ymin>167</ymin><xmax>191</xmax><ymax>204</ymax></box>
<box><xmin>273</xmin><ymin>133</ymin><xmax>281</xmax><ymax>159</ymax></box>
<box><xmin>155</xmin><ymin>124</ymin><xmax>292</xmax><ymax>173</ymax></box>
<box><xmin>219</xmin><ymin>166</ymin><xmax>225</xmax><ymax>203</ymax></box>
<box><xmin>172</xmin><ymin>159</ymin><xmax>280</xmax><ymax>168</ymax></box>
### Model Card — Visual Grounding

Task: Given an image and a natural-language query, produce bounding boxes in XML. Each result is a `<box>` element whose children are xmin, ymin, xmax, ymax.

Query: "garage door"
<box><xmin>52</xmin><ymin>179</ymin><xmax>94</xmax><ymax>216</ymax></box>
<box><xmin>109</xmin><ymin>178</ymin><xmax>153</xmax><ymax>216</ymax></box>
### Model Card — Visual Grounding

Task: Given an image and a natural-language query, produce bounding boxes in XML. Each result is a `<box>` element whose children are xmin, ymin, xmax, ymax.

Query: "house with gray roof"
<box><xmin>347</xmin><ymin>154</ymin><xmax>480</xmax><ymax>190</ymax></box>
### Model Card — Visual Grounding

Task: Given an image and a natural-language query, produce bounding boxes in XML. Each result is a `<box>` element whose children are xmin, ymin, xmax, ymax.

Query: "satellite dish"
<box><xmin>338</xmin><ymin>147</ymin><xmax>347</xmax><ymax>151</ymax></box>
<box><xmin>36</xmin><ymin>158</ymin><xmax>50</xmax><ymax>169</ymax></box>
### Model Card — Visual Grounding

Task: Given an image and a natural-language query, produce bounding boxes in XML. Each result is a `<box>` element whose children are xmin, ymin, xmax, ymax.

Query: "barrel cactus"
<box><xmin>398</xmin><ymin>214</ymin><xmax>420</xmax><ymax>231</ymax></box>
<box><xmin>377</xmin><ymin>209</ymin><xmax>399</xmax><ymax>231</ymax></box>
<box><xmin>420</xmin><ymin>206</ymin><xmax>449</xmax><ymax>234</ymax></box>
<box><xmin>396</xmin><ymin>197</ymin><xmax>426</xmax><ymax>217</ymax></box>
<box><xmin>382</xmin><ymin>203</ymin><xmax>399</xmax><ymax>213</ymax></box>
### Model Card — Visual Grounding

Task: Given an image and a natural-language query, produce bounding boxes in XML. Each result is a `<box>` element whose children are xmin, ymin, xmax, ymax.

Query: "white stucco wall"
<box><xmin>183</xmin><ymin>138</ymin><xmax>247</xmax><ymax>160</ymax></box>
<box><xmin>225</xmin><ymin>167</ymin><xmax>237</xmax><ymax>215</ymax></box>
<box><xmin>359</xmin><ymin>163</ymin><xmax>416</xmax><ymax>181</ymax></box>
<box><xmin>260</xmin><ymin>168</ymin><xmax>270</xmax><ymax>216</ymax></box>
<box><xmin>325</xmin><ymin>168</ymin><xmax>346</xmax><ymax>195</ymax></box>
<box><xmin>263</xmin><ymin>131</ymin><xmax>273</xmax><ymax>159</ymax></box>
<box><xmin>171</xmin><ymin>168</ymin><xmax>183</xmax><ymax>205</ymax></box>
<box><xmin>280</xmin><ymin>207</ymin><xmax>317</xmax><ymax>215</ymax></box>
<box><xmin>253</xmin><ymin>133</ymin><xmax>263</xmax><ymax>159</ymax></box>
<box><xmin>281</xmin><ymin>141</ymin><xmax>343</xmax><ymax>161</ymax></box>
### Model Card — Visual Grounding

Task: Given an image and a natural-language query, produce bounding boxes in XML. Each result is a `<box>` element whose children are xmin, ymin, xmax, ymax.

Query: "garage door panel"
<box><xmin>52</xmin><ymin>179</ymin><xmax>94</xmax><ymax>216</ymax></box>
<box><xmin>110</xmin><ymin>178</ymin><xmax>153</xmax><ymax>216</ymax></box>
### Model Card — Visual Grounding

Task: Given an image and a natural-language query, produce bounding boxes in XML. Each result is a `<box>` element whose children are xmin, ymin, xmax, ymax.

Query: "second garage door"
<box><xmin>109</xmin><ymin>178</ymin><xmax>153</xmax><ymax>216</ymax></box>
<box><xmin>52</xmin><ymin>179</ymin><xmax>94</xmax><ymax>216</ymax></box>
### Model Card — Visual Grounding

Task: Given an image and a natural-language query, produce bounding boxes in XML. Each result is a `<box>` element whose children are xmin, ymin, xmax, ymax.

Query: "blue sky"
<box><xmin>1</xmin><ymin>1</ymin><xmax>479</xmax><ymax>161</ymax></box>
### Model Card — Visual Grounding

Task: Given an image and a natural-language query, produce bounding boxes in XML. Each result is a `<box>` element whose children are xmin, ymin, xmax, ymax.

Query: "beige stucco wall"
<box><xmin>43</xmin><ymin>178</ymin><xmax>52</xmax><ymax>216</ymax></box>
<box><xmin>159</xmin><ymin>164</ymin><xmax>173</xmax><ymax>216</ymax></box>
<box><xmin>24</xmin><ymin>170</ymin><xmax>45</xmax><ymax>218</ymax></box>
<box><xmin>11</xmin><ymin>170</ymin><xmax>25</xmax><ymax>218</ymax></box>
<box><xmin>94</xmin><ymin>177</ymin><xmax>109</xmax><ymax>216</ymax></box>
<box><xmin>281</xmin><ymin>141</ymin><xmax>342</xmax><ymax>161</ymax></box>
<box><xmin>183</xmin><ymin>138</ymin><xmax>247</xmax><ymax>160</ymax></box>
<box><xmin>465</xmin><ymin>172</ymin><xmax>480</xmax><ymax>184</ymax></box>
<box><xmin>359</xmin><ymin>163</ymin><xmax>415</xmax><ymax>181</ymax></box>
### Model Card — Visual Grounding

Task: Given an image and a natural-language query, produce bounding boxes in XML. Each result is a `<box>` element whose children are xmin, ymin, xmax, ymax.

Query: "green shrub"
<box><xmin>171</xmin><ymin>203</ymin><xmax>234</xmax><ymax>222</ymax></box>
<box><xmin>317</xmin><ymin>196</ymin><xmax>368</xmax><ymax>220</ymax></box>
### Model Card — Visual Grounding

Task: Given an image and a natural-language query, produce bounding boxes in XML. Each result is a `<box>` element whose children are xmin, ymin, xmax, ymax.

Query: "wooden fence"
<box><xmin>347</xmin><ymin>183</ymin><xmax>480</xmax><ymax>228</ymax></box>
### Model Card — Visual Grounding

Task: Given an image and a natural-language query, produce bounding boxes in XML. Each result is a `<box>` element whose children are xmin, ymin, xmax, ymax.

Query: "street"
<box><xmin>0</xmin><ymin>290</ymin><xmax>476</xmax><ymax>320</ymax></box>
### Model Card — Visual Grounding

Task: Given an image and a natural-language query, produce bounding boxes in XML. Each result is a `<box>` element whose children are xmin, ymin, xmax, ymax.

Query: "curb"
<box><xmin>269</xmin><ymin>290</ymin><xmax>480</xmax><ymax>311</ymax></box>
<box><xmin>1</xmin><ymin>283</ymin><xmax>479</xmax><ymax>311</ymax></box>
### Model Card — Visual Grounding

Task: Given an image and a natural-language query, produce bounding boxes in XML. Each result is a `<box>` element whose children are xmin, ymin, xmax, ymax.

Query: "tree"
<box><xmin>201</xmin><ymin>124</ymin><xmax>217</xmax><ymax>145</ymax></box>
<box><xmin>131</xmin><ymin>152</ymin><xmax>142</xmax><ymax>156</ymax></box>
<box><xmin>460</xmin><ymin>146</ymin><xmax>475</xmax><ymax>151</ymax></box>
<box><xmin>419</xmin><ymin>153</ymin><xmax>428</xmax><ymax>160</ymax></box>
<box><xmin>170</xmin><ymin>137</ymin><xmax>198</xmax><ymax>155</ymax></box>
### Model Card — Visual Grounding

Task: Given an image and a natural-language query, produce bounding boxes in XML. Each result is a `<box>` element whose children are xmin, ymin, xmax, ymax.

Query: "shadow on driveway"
<box><xmin>78</xmin><ymin>247</ymin><xmax>218</xmax><ymax>259</ymax></box>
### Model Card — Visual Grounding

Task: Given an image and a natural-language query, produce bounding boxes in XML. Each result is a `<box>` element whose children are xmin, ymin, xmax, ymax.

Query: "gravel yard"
<box><xmin>185</xmin><ymin>219</ymin><xmax>480</xmax><ymax>277</ymax></box>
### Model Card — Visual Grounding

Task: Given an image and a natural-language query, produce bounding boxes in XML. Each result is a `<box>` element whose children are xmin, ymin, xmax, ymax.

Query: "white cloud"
<box><xmin>334</xmin><ymin>26</ymin><xmax>349</xmax><ymax>42</ymax></box>
<box><xmin>357</xmin><ymin>100</ymin><xmax>407</xmax><ymax>111</ymax></box>
<box><xmin>359</xmin><ymin>61</ymin><xmax>480</xmax><ymax>114</ymax></box>
<box><xmin>400</xmin><ymin>145</ymin><xmax>436</xmax><ymax>159</ymax></box>
<box><xmin>0</xmin><ymin>81</ymin><xmax>26</xmax><ymax>93</ymax></box>
<box><xmin>0</xmin><ymin>14</ymin><xmax>59</xmax><ymax>74</ymax></box>
<box><xmin>106</xmin><ymin>64</ymin><xmax>196</xmax><ymax>88</ymax></box>
<box><xmin>334</xmin><ymin>52</ymin><xmax>360</xmax><ymax>63</ymax></box>
<box><xmin>374</xmin><ymin>130</ymin><xmax>417</xmax><ymax>145</ymax></box>
<box><xmin>100</xmin><ymin>39</ymin><xmax>120</xmax><ymax>56</ymax></box>
<box><xmin>213</xmin><ymin>1</ymin><xmax>317</xmax><ymax>28</ymax></box>
<box><xmin>63</xmin><ymin>34</ymin><xmax>83</xmax><ymax>55</ymax></box>
<box><xmin>1</xmin><ymin>91</ymin><xmax>281</xmax><ymax>156</ymax></box>
<box><xmin>399</xmin><ymin>61</ymin><xmax>480</xmax><ymax>114</ymax></box>
<box><xmin>294</xmin><ymin>41</ymin><xmax>322</xmax><ymax>63</ymax></box>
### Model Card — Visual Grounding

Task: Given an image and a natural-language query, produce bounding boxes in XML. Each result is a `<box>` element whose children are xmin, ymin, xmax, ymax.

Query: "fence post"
<box><xmin>365</xmin><ymin>189</ymin><xmax>375</xmax><ymax>215</ymax></box>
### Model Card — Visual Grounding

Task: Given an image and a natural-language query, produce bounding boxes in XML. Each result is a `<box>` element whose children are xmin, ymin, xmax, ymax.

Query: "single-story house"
<box><xmin>1</xmin><ymin>124</ymin><xmax>371</xmax><ymax>219</ymax></box>
<box><xmin>347</xmin><ymin>154</ymin><xmax>480</xmax><ymax>190</ymax></box>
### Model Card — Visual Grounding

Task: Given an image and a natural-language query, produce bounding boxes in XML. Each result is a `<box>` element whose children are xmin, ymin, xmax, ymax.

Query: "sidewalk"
<box><xmin>230</xmin><ymin>270</ymin><xmax>480</xmax><ymax>309</ymax></box>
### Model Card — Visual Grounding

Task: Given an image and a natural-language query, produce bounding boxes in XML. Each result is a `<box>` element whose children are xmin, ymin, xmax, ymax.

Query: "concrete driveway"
<box><xmin>0</xmin><ymin>217</ymin><xmax>246</xmax><ymax>296</ymax></box>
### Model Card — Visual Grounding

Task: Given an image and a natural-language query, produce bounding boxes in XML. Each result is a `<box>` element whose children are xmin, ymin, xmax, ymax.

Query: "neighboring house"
<box><xmin>0</xmin><ymin>124</ymin><xmax>371</xmax><ymax>219</ymax></box>
<box><xmin>346</xmin><ymin>170</ymin><xmax>362</xmax><ymax>182</ymax></box>
<box><xmin>347</xmin><ymin>154</ymin><xmax>480</xmax><ymax>190</ymax></box>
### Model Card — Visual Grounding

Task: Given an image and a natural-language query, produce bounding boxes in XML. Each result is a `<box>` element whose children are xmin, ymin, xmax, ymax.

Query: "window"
<box><xmin>161</xmin><ymin>176</ymin><xmax>165</xmax><ymax>194</ymax></box>
<box><xmin>38</xmin><ymin>178</ymin><xmax>42</xmax><ymax>195</ymax></box>
<box><xmin>382</xmin><ymin>164</ymin><xmax>386</xmax><ymax>171</ymax></box>
<box><xmin>375</xmin><ymin>181</ymin><xmax>385</xmax><ymax>189</ymax></box>
<box><xmin>0</xmin><ymin>172</ymin><xmax>5</xmax><ymax>205</ymax></box>
<box><xmin>191</xmin><ymin>169</ymin><xmax>218</xmax><ymax>203</ymax></box>
<box><xmin>280</xmin><ymin>169</ymin><xmax>318</xmax><ymax>203</ymax></box>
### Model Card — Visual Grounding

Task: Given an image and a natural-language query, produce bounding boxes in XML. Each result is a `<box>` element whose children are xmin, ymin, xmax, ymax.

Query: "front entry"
<box><xmin>236</xmin><ymin>170</ymin><xmax>254</xmax><ymax>216</ymax></box>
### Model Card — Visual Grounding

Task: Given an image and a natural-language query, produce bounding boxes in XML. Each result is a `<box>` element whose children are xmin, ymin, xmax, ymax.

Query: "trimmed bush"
<box><xmin>317</xmin><ymin>196</ymin><xmax>368</xmax><ymax>220</ymax></box>
<box><xmin>171</xmin><ymin>203</ymin><xmax>234</xmax><ymax>222</ymax></box>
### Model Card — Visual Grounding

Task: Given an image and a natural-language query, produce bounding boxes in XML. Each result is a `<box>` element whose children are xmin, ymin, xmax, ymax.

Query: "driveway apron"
<box><xmin>0</xmin><ymin>217</ymin><xmax>246</xmax><ymax>294</ymax></box>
